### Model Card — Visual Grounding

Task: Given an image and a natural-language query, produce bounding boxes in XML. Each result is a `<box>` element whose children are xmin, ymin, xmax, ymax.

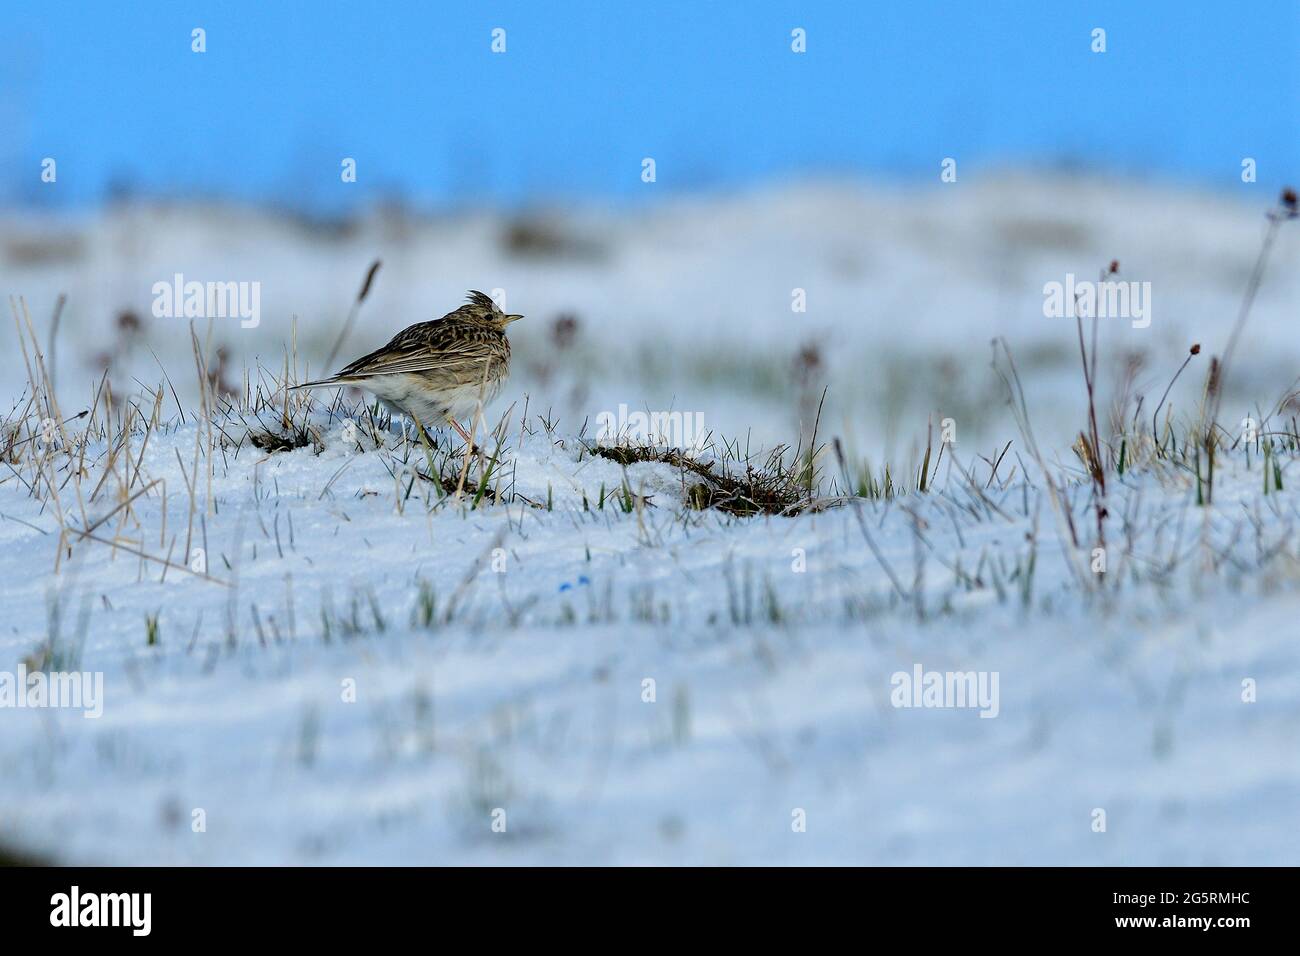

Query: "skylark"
<box><xmin>293</xmin><ymin>290</ymin><xmax>522</xmax><ymax>444</ymax></box>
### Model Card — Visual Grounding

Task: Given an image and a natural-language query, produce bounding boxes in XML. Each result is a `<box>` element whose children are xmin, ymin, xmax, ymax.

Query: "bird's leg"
<box><xmin>446</xmin><ymin>416</ymin><xmax>475</xmax><ymax>447</ymax></box>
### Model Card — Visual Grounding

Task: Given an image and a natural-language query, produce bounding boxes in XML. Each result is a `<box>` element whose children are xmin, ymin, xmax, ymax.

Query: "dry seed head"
<box><xmin>358</xmin><ymin>260</ymin><xmax>382</xmax><ymax>302</ymax></box>
<box><xmin>551</xmin><ymin>314</ymin><xmax>579</xmax><ymax>350</ymax></box>
<box><xmin>116</xmin><ymin>309</ymin><xmax>142</xmax><ymax>334</ymax></box>
<box><xmin>1206</xmin><ymin>356</ymin><xmax>1221</xmax><ymax>398</ymax></box>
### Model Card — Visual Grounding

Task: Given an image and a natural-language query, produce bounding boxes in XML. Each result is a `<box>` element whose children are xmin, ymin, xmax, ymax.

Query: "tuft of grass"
<box><xmin>413</xmin><ymin>579</ymin><xmax>438</xmax><ymax>629</ymax></box>
<box><xmin>247</xmin><ymin>424</ymin><xmax>319</xmax><ymax>453</ymax></box>
<box><xmin>1199</xmin><ymin>188</ymin><xmax>1296</xmax><ymax>503</ymax></box>
<box><xmin>588</xmin><ymin>440</ymin><xmax>812</xmax><ymax>516</ymax></box>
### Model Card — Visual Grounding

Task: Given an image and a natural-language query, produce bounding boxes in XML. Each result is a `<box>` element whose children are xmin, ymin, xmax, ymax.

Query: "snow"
<box><xmin>1</xmin><ymin>405</ymin><xmax>1297</xmax><ymax>864</ymax></box>
<box><xmin>2</xmin><ymin>175</ymin><xmax>1298</xmax><ymax>864</ymax></box>
<box><xmin>4</xmin><ymin>173</ymin><xmax>1298</xmax><ymax>459</ymax></box>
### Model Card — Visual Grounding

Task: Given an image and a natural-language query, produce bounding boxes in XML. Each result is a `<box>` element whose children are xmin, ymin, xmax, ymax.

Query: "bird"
<box><xmin>291</xmin><ymin>290</ymin><xmax>522</xmax><ymax>445</ymax></box>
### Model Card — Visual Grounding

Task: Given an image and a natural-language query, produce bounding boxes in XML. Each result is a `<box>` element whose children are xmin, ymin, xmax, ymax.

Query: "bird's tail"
<box><xmin>289</xmin><ymin>376</ymin><xmax>361</xmax><ymax>391</ymax></box>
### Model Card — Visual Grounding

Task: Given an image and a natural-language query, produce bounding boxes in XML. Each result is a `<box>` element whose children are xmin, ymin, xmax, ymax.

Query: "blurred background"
<box><xmin>2</xmin><ymin>0</ymin><xmax>1298</xmax><ymax>462</ymax></box>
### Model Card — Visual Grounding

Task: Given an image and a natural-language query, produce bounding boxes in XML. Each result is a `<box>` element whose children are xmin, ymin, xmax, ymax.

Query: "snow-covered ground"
<box><xmin>1</xmin><ymin>399</ymin><xmax>1298</xmax><ymax>864</ymax></box>
<box><xmin>2</xmin><ymin>175</ymin><xmax>1299</xmax><ymax>864</ymax></box>
<box><xmin>3</xmin><ymin>173</ymin><xmax>1298</xmax><ymax>459</ymax></box>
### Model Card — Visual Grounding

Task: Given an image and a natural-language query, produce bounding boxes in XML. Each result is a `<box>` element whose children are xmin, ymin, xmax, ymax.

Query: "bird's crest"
<box><xmin>465</xmin><ymin>290</ymin><xmax>500</xmax><ymax>312</ymax></box>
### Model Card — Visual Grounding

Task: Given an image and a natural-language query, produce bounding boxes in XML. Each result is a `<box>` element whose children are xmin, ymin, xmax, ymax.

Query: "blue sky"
<box><xmin>3</xmin><ymin>1</ymin><xmax>1296</xmax><ymax>208</ymax></box>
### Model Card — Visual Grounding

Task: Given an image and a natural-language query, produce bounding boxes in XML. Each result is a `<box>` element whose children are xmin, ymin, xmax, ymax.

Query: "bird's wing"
<box><xmin>335</xmin><ymin>321</ymin><xmax>504</xmax><ymax>381</ymax></box>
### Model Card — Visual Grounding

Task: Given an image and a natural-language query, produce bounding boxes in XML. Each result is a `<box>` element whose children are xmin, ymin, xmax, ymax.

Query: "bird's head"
<box><xmin>462</xmin><ymin>290</ymin><xmax>524</xmax><ymax>330</ymax></box>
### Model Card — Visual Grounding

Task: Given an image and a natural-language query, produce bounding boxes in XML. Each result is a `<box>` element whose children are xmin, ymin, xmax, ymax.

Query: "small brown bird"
<box><xmin>292</xmin><ymin>291</ymin><xmax>522</xmax><ymax>444</ymax></box>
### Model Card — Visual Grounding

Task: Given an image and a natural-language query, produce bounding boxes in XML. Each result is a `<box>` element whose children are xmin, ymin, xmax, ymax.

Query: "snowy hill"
<box><xmin>2</xmin><ymin>175</ymin><xmax>1298</xmax><ymax>864</ymax></box>
<box><xmin>1</xmin><ymin>385</ymin><xmax>1297</xmax><ymax>864</ymax></box>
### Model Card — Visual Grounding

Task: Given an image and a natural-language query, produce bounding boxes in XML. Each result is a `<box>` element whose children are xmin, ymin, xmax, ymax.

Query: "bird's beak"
<box><xmin>505</xmin><ymin>314</ymin><xmax>524</xmax><ymax>324</ymax></box>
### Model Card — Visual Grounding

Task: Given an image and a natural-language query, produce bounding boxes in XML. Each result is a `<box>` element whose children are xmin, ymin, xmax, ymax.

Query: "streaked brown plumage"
<box><xmin>292</xmin><ymin>290</ymin><xmax>522</xmax><ymax>442</ymax></box>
